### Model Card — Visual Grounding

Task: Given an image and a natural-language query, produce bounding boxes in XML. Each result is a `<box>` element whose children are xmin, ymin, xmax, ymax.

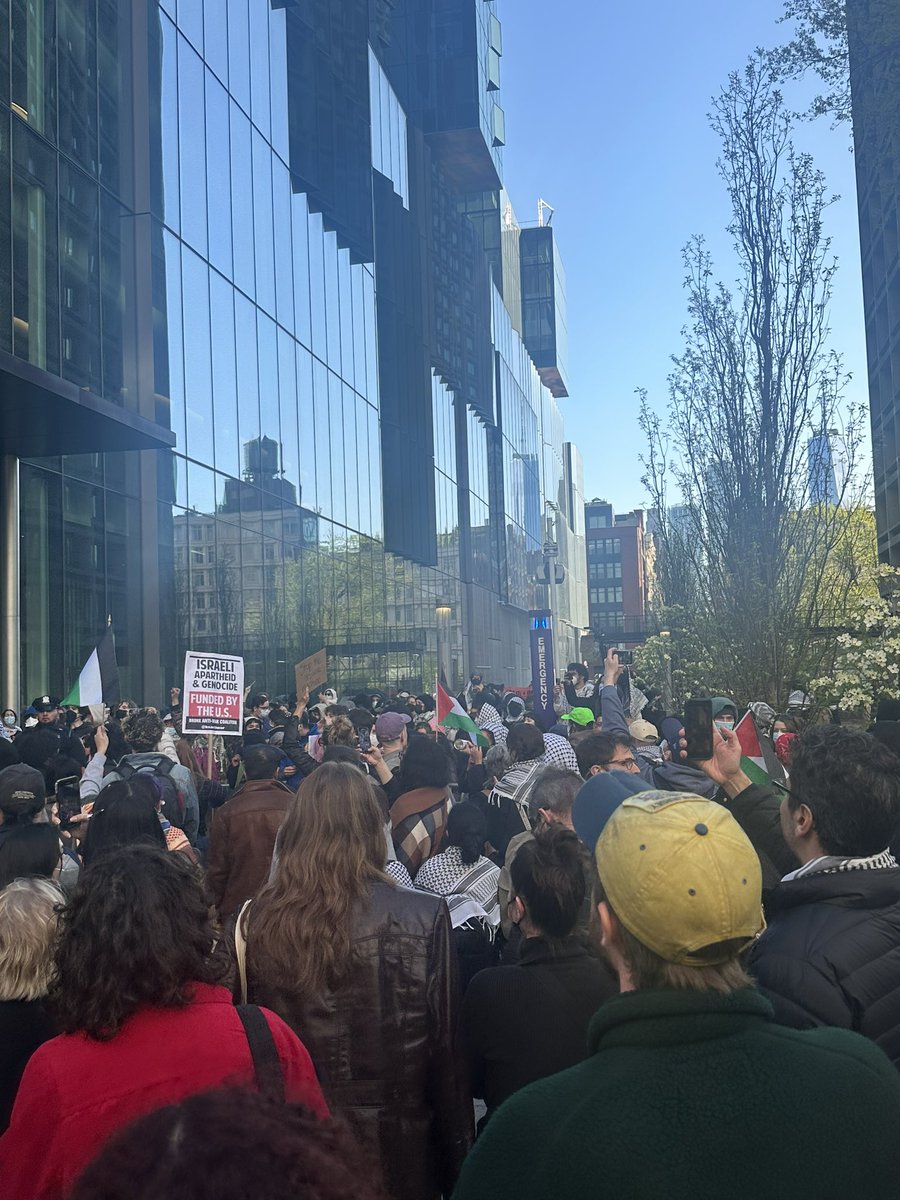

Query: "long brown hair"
<box><xmin>247</xmin><ymin>763</ymin><xmax>389</xmax><ymax>995</ymax></box>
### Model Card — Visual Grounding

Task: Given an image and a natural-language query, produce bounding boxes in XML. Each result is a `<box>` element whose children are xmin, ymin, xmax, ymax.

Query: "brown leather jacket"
<box><xmin>206</xmin><ymin>778</ymin><xmax>293</xmax><ymax>919</ymax></box>
<box><xmin>243</xmin><ymin>881</ymin><xmax>473</xmax><ymax>1200</ymax></box>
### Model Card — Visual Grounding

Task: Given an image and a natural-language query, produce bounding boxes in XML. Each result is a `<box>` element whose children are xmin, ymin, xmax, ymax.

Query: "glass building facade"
<box><xmin>1</xmin><ymin>0</ymin><xmax>587</xmax><ymax>705</ymax></box>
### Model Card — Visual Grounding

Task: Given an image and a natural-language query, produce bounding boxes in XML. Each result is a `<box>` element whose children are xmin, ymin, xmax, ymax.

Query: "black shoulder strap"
<box><xmin>236</xmin><ymin>1004</ymin><xmax>285</xmax><ymax>1103</ymax></box>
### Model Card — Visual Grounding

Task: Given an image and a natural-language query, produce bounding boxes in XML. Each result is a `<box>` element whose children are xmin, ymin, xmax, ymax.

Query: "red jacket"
<box><xmin>0</xmin><ymin>983</ymin><xmax>328</xmax><ymax>1200</ymax></box>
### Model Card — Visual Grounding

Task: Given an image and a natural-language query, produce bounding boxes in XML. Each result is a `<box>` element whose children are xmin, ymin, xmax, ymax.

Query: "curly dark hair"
<box><xmin>122</xmin><ymin>708</ymin><xmax>164</xmax><ymax>753</ymax></box>
<box><xmin>69</xmin><ymin>1089</ymin><xmax>387</xmax><ymax>1200</ymax></box>
<box><xmin>49</xmin><ymin>845</ymin><xmax>225</xmax><ymax>1040</ymax></box>
<box><xmin>789</xmin><ymin>726</ymin><xmax>900</xmax><ymax>856</ymax></box>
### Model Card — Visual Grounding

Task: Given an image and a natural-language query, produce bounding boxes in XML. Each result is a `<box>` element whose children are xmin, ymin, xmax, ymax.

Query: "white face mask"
<box><xmin>2</xmin><ymin>714</ymin><xmax>15</xmax><ymax>727</ymax></box>
<box><xmin>259</xmin><ymin>706</ymin><xmax>271</xmax><ymax>718</ymax></box>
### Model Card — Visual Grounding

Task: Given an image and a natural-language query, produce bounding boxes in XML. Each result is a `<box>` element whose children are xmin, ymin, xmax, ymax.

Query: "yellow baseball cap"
<box><xmin>595</xmin><ymin>791</ymin><xmax>765</xmax><ymax>965</ymax></box>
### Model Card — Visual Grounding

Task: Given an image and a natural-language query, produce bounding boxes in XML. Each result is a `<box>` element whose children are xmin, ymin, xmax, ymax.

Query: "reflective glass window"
<box><xmin>277</xmin><ymin>327</ymin><xmax>299</xmax><ymax>504</ymax></box>
<box><xmin>248</xmin><ymin>0</ymin><xmax>271</xmax><ymax>140</ymax></box>
<box><xmin>0</xmin><ymin>114</ymin><xmax>10</xmax><ymax>355</ymax></box>
<box><xmin>57</xmin><ymin>2</ymin><xmax>97</xmax><ymax>175</ymax></box>
<box><xmin>206</xmin><ymin>72</ymin><xmax>232</xmax><ymax>278</ymax></box>
<box><xmin>204</xmin><ymin>0</ymin><xmax>228</xmax><ymax>85</ymax></box>
<box><xmin>338</xmin><ymin>249</ymin><xmax>354</xmax><ymax>390</ymax></box>
<box><xmin>12</xmin><ymin>121</ymin><xmax>59</xmax><ymax>374</ymax></box>
<box><xmin>297</xmin><ymin>345</ymin><xmax>316</xmax><ymax>512</ymax></box>
<box><xmin>162</xmin><ymin>230</ymin><xmax>185</xmax><ymax>448</ymax></box>
<box><xmin>211</xmin><ymin>271</ymin><xmax>239</xmax><ymax>477</ymax></box>
<box><xmin>227</xmin><ymin>0</ymin><xmax>250</xmax><ymax>114</ymax></box>
<box><xmin>59</xmin><ymin>160</ymin><xmax>100</xmax><ymax>392</ymax></box>
<box><xmin>252</xmin><ymin>130</ymin><xmax>275</xmax><ymax>315</ymax></box>
<box><xmin>100</xmin><ymin>191</ymin><xmax>133</xmax><ymax>407</ymax></box>
<box><xmin>323</xmin><ymin>231</ymin><xmax>341</xmax><ymax>372</ymax></box>
<box><xmin>178</xmin><ymin>37</ymin><xmax>207</xmax><ymax>257</ymax></box>
<box><xmin>229</xmin><ymin>101</ymin><xmax>254</xmax><ymax>298</ymax></box>
<box><xmin>307</xmin><ymin>210</ymin><xmax>326</xmax><ymax>361</ymax></box>
<box><xmin>272</xmin><ymin>159</ymin><xmax>293</xmax><ymax>332</ymax></box>
<box><xmin>351</xmin><ymin>267</ymin><xmax>366</xmax><ymax>399</ymax></box>
<box><xmin>328</xmin><ymin>371</ymin><xmax>346</xmax><ymax>527</ymax></box>
<box><xmin>157</xmin><ymin>13</ymin><xmax>180</xmax><ymax>233</ymax></box>
<box><xmin>343</xmin><ymin>385</ymin><xmax>358</xmax><ymax>533</ymax></box>
<box><xmin>313</xmin><ymin>358</ymin><xmax>331</xmax><ymax>517</ymax></box>
<box><xmin>10</xmin><ymin>0</ymin><xmax>56</xmax><ymax>143</ymax></box>
<box><xmin>268</xmin><ymin>6</ymin><xmax>289</xmax><ymax>163</ymax></box>
<box><xmin>292</xmin><ymin>193</ymin><xmax>312</xmax><ymax>350</ymax></box>
<box><xmin>235</xmin><ymin>290</ymin><xmax>260</xmax><ymax>449</ymax></box>
<box><xmin>182</xmin><ymin>248</ymin><xmax>213</xmax><ymax>460</ymax></box>
<box><xmin>257</xmin><ymin>311</ymin><xmax>280</xmax><ymax>479</ymax></box>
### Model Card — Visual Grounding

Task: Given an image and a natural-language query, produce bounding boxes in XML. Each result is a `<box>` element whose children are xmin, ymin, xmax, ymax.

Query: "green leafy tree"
<box><xmin>769</xmin><ymin>0</ymin><xmax>850</xmax><ymax>125</ymax></box>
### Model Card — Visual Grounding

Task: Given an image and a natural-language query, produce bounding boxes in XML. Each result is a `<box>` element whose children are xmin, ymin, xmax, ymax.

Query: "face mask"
<box><xmin>715</xmin><ymin>719</ymin><xmax>734</xmax><ymax>732</ymax></box>
<box><xmin>2</xmin><ymin>714</ymin><xmax>15</xmax><ymax>727</ymax></box>
<box><xmin>259</xmin><ymin>706</ymin><xmax>271</xmax><ymax>718</ymax></box>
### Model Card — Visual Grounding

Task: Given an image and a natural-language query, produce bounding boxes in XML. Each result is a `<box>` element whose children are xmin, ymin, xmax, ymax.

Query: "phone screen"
<box><xmin>682</xmin><ymin>699</ymin><xmax>714</xmax><ymax>761</ymax></box>
<box><xmin>55</xmin><ymin>777</ymin><xmax>82</xmax><ymax>830</ymax></box>
<box><xmin>358</xmin><ymin>729</ymin><xmax>372</xmax><ymax>752</ymax></box>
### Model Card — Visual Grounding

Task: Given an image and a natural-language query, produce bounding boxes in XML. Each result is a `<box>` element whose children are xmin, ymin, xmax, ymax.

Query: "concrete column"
<box><xmin>1</xmin><ymin>456</ymin><xmax>20</xmax><ymax>708</ymax></box>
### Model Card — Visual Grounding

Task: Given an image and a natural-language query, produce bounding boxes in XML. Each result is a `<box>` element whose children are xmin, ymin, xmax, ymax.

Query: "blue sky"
<box><xmin>500</xmin><ymin>0</ymin><xmax>866</xmax><ymax>511</ymax></box>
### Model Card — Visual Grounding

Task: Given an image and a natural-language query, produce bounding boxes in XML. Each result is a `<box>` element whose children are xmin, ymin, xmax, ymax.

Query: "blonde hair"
<box><xmin>0</xmin><ymin>877</ymin><xmax>64</xmax><ymax>1001</ymax></box>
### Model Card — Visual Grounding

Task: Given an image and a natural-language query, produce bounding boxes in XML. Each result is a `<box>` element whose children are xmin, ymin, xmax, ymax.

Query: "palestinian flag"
<box><xmin>437</xmin><ymin>678</ymin><xmax>489</xmax><ymax>748</ymax></box>
<box><xmin>734</xmin><ymin>711</ymin><xmax>786</xmax><ymax>790</ymax></box>
<box><xmin>62</xmin><ymin>627</ymin><xmax>120</xmax><ymax>708</ymax></box>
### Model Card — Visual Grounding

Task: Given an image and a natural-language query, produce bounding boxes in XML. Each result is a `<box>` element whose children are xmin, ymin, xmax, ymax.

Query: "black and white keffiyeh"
<box><xmin>542</xmin><ymin>733</ymin><xmax>579</xmax><ymax>773</ymax></box>
<box><xmin>415</xmin><ymin>845</ymin><xmax>501</xmax><ymax>926</ymax></box>
<box><xmin>783</xmin><ymin>849</ymin><xmax>898</xmax><ymax>882</ymax></box>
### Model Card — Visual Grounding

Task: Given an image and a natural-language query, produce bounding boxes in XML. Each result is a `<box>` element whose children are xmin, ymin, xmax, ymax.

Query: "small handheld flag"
<box><xmin>734</xmin><ymin>711</ymin><xmax>786</xmax><ymax>790</ymax></box>
<box><xmin>61</xmin><ymin>627</ymin><xmax>120</xmax><ymax>708</ymax></box>
<box><xmin>437</xmin><ymin>677</ymin><xmax>489</xmax><ymax>748</ymax></box>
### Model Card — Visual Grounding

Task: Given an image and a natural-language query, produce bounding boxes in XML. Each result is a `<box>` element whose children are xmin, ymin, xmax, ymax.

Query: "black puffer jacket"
<box><xmin>749</xmin><ymin>868</ymin><xmax>900</xmax><ymax>1067</ymax></box>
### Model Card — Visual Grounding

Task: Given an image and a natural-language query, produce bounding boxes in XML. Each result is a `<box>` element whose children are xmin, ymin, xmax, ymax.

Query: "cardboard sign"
<box><xmin>183</xmin><ymin>652</ymin><xmax>244</xmax><ymax>735</ymax></box>
<box><xmin>294</xmin><ymin>649</ymin><xmax>327</xmax><ymax>701</ymax></box>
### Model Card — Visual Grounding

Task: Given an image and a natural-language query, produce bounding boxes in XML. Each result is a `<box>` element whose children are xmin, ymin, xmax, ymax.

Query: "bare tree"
<box><xmin>640</xmin><ymin>55</ymin><xmax>867</xmax><ymax>706</ymax></box>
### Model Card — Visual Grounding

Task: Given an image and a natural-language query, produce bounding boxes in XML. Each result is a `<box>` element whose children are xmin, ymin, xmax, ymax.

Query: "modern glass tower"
<box><xmin>847</xmin><ymin>0</ymin><xmax>900</xmax><ymax>564</ymax></box>
<box><xmin>0</xmin><ymin>0</ymin><xmax>587</xmax><ymax>704</ymax></box>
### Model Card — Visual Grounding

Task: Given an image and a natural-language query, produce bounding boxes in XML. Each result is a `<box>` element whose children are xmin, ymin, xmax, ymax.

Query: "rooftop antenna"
<box><xmin>538</xmin><ymin>198</ymin><xmax>554</xmax><ymax>227</ymax></box>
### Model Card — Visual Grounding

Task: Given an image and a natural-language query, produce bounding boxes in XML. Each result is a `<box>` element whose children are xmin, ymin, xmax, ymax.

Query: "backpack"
<box><xmin>118</xmin><ymin>756</ymin><xmax>186</xmax><ymax>829</ymax></box>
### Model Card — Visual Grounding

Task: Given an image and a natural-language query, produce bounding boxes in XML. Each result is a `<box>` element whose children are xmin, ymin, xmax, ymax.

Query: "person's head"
<box><xmin>43</xmin><ymin>753</ymin><xmax>84</xmax><ymax>795</ymax></box>
<box><xmin>242</xmin><ymin>744</ymin><xmax>284</xmax><ymax>782</ymax></box>
<box><xmin>594</xmin><ymin>791</ymin><xmax>763</xmax><ymax>995</ymax></box>
<box><xmin>566</xmin><ymin>663</ymin><xmax>589</xmax><ymax>685</ymax></box>
<box><xmin>506</xmin><ymin>722</ymin><xmax>545</xmax><ymax>765</ymax></box>
<box><xmin>0</xmin><ymin>877</ymin><xmax>63</xmax><ymax>1002</ymax></box>
<box><xmin>32</xmin><ymin>695</ymin><xmax>61</xmax><ymax>726</ymax></box>
<box><xmin>0</xmin><ymin>738</ymin><xmax>20</xmax><ymax>771</ymax></box>
<box><xmin>629</xmin><ymin>720</ymin><xmax>659</xmax><ymax>746</ymax></box>
<box><xmin>575</xmin><ymin>733</ymin><xmax>638</xmax><ymax>778</ymax></box>
<box><xmin>174</xmin><ymin>737</ymin><xmax>204</xmax><ymax>786</ymax></box>
<box><xmin>249</xmin><ymin>693</ymin><xmax>271</xmax><ymax>718</ymax></box>
<box><xmin>710</xmin><ymin>697</ymin><xmax>738</xmax><ymax>731</ymax></box>
<box><xmin>2</xmin><ymin>708</ymin><xmax>17</xmax><ymax>729</ymax></box>
<box><xmin>483</xmin><ymin>742</ymin><xmax>511</xmax><ymax>788</ymax></box>
<box><xmin>508</xmin><ymin>826</ymin><xmax>588</xmax><ymax>941</ymax></box>
<box><xmin>250</xmin><ymin>764</ymin><xmax>388</xmax><ymax>995</ymax></box>
<box><xmin>80</xmin><ymin>781</ymin><xmax>167</xmax><ymax>867</ymax></box>
<box><xmin>772</xmin><ymin>713</ymin><xmax>801</xmax><ymax>736</ymax></box>
<box><xmin>780</xmin><ymin>726</ymin><xmax>900</xmax><ymax>862</ymax></box>
<box><xmin>374</xmin><ymin>711</ymin><xmax>410</xmax><ymax>749</ymax></box>
<box><xmin>0</xmin><ymin>823</ymin><xmax>62</xmax><ymax>890</ymax></box>
<box><xmin>527</xmin><ymin>766</ymin><xmax>581</xmax><ymax>830</ymax></box>
<box><xmin>0</xmin><ymin>764</ymin><xmax>46</xmax><ymax>827</ymax></box>
<box><xmin>561</xmin><ymin>707</ymin><xmax>596</xmax><ymax>738</ymax></box>
<box><xmin>68</xmin><ymin>1088</ymin><xmax>387</xmax><ymax>1200</ymax></box>
<box><xmin>446</xmin><ymin>801</ymin><xmax>487</xmax><ymax>865</ymax></box>
<box><xmin>320</xmin><ymin>714</ymin><xmax>357</xmax><ymax>749</ymax></box>
<box><xmin>122</xmin><ymin>708</ymin><xmax>164</xmax><ymax>753</ymax></box>
<box><xmin>397</xmin><ymin>735</ymin><xmax>450</xmax><ymax>791</ymax></box>
<box><xmin>244</xmin><ymin>716</ymin><xmax>263</xmax><ymax>735</ymax></box>
<box><xmin>50</xmin><ymin>845</ymin><xmax>223</xmax><ymax>1039</ymax></box>
<box><xmin>322</xmin><ymin>704</ymin><xmax>349</xmax><ymax>728</ymax></box>
<box><xmin>15</xmin><ymin>726</ymin><xmax>62</xmax><ymax>771</ymax></box>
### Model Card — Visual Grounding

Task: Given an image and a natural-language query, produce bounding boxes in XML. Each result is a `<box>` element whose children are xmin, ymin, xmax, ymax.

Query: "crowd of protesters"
<box><xmin>2</xmin><ymin>658</ymin><xmax>900</xmax><ymax>1198</ymax></box>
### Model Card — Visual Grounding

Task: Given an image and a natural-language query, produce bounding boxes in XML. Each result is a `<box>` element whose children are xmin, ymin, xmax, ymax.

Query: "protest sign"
<box><xmin>294</xmin><ymin>649</ymin><xmax>327</xmax><ymax>701</ymax></box>
<box><xmin>183</xmin><ymin>652</ymin><xmax>244</xmax><ymax>735</ymax></box>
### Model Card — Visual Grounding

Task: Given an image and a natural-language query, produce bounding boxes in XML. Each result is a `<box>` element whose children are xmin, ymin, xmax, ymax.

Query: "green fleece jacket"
<box><xmin>453</xmin><ymin>988</ymin><xmax>900</xmax><ymax>1200</ymax></box>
